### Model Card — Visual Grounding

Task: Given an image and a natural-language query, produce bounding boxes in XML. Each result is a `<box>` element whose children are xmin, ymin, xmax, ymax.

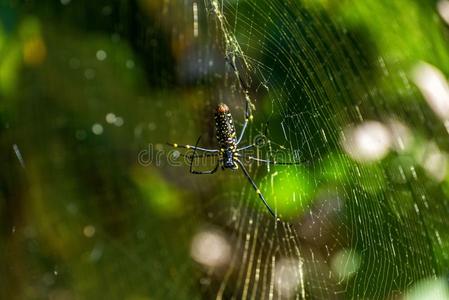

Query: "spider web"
<box><xmin>181</xmin><ymin>0</ymin><xmax>449</xmax><ymax>299</ymax></box>
<box><xmin>3</xmin><ymin>1</ymin><xmax>449</xmax><ymax>299</ymax></box>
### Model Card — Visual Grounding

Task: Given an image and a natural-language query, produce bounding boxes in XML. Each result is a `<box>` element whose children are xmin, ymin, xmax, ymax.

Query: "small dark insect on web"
<box><xmin>167</xmin><ymin>57</ymin><xmax>302</xmax><ymax>220</ymax></box>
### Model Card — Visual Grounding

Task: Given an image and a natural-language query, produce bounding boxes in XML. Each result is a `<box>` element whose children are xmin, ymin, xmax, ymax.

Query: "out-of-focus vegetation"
<box><xmin>2</xmin><ymin>0</ymin><xmax>449</xmax><ymax>299</ymax></box>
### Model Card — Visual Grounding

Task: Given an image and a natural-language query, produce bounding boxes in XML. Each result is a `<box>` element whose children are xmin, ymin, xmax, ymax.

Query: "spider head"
<box><xmin>223</xmin><ymin>150</ymin><xmax>237</xmax><ymax>169</ymax></box>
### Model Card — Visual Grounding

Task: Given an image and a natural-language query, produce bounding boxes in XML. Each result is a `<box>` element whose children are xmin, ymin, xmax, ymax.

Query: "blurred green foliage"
<box><xmin>1</xmin><ymin>0</ymin><xmax>449</xmax><ymax>299</ymax></box>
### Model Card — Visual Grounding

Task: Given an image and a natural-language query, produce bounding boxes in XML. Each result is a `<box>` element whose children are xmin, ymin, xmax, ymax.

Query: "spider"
<box><xmin>167</xmin><ymin>100</ymin><xmax>299</xmax><ymax>219</ymax></box>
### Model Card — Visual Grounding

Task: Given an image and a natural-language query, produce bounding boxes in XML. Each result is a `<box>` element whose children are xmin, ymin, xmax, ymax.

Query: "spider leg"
<box><xmin>236</xmin><ymin>120</ymin><xmax>248</xmax><ymax>145</ymax></box>
<box><xmin>235</xmin><ymin>158</ymin><xmax>277</xmax><ymax>219</ymax></box>
<box><xmin>237</xmin><ymin>144</ymin><xmax>254</xmax><ymax>151</ymax></box>
<box><xmin>180</xmin><ymin>153</ymin><xmax>218</xmax><ymax>159</ymax></box>
<box><xmin>246</xmin><ymin>156</ymin><xmax>302</xmax><ymax>165</ymax></box>
<box><xmin>236</xmin><ymin>100</ymin><xmax>251</xmax><ymax>145</ymax></box>
<box><xmin>225</xmin><ymin>54</ymin><xmax>250</xmax><ymax>91</ymax></box>
<box><xmin>190</xmin><ymin>162</ymin><xmax>219</xmax><ymax>175</ymax></box>
<box><xmin>167</xmin><ymin>142</ymin><xmax>219</xmax><ymax>153</ymax></box>
<box><xmin>226</xmin><ymin>54</ymin><xmax>253</xmax><ymax>146</ymax></box>
<box><xmin>189</xmin><ymin>136</ymin><xmax>220</xmax><ymax>174</ymax></box>
<box><xmin>177</xmin><ymin>152</ymin><xmax>218</xmax><ymax>168</ymax></box>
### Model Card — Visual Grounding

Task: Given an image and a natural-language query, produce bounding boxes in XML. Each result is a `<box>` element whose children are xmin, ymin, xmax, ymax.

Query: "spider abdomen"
<box><xmin>215</xmin><ymin>103</ymin><xmax>237</xmax><ymax>151</ymax></box>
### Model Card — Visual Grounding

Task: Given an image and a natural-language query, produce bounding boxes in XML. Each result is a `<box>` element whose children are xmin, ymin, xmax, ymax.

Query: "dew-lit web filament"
<box><xmin>193</xmin><ymin>2</ymin><xmax>198</xmax><ymax>37</ymax></box>
<box><xmin>13</xmin><ymin>144</ymin><xmax>25</xmax><ymax>169</ymax></box>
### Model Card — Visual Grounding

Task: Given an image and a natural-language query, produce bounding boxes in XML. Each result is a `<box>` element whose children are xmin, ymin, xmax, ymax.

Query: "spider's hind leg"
<box><xmin>189</xmin><ymin>136</ymin><xmax>220</xmax><ymax>175</ymax></box>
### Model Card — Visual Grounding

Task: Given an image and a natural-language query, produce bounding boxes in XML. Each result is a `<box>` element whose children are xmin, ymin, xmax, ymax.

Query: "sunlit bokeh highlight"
<box><xmin>387</xmin><ymin>119</ymin><xmax>413</xmax><ymax>152</ymax></box>
<box><xmin>190</xmin><ymin>229</ymin><xmax>231</xmax><ymax>268</ymax></box>
<box><xmin>342</xmin><ymin>121</ymin><xmax>392</xmax><ymax>163</ymax></box>
<box><xmin>437</xmin><ymin>0</ymin><xmax>449</xmax><ymax>25</ymax></box>
<box><xmin>405</xmin><ymin>277</ymin><xmax>449</xmax><ymax>300</ymax></box>
<box><xmin>419</xmin><ymin>142</ymin><xmax>448</xmax><ymax>182</ymax></box>
<box><xmin>274</xmin><ymin>258</ymin><xmax>303</xmax><ymax>299</ymax></box>
<box><xmin>412</xmin><ymin>62</ymin><xmax>449</xmax><ymax>122</ymax></box>
<box><xmin>330</xmin><ymin>249</ymin><xmax>361</xmax><ymax>281</ymax></box>
<box><xmin>83</xmin><ymin>225</ymin><xmax>96</xmax><ymax>238</ymax></box>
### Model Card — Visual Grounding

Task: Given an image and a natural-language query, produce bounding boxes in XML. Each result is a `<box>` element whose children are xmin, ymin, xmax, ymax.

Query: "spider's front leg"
<box><xmin>166</xmin><ymin>142</ymin><xmax>219</xmax><ymax>153</ymax></box>
<box><xmin>237</xmin><ymin>144</ymin><xmax>254</xmax><ymax>151</ymax></box>
<box><xmin>225</xmin><ymin>54</ymin><xmax>254</xmax><ymax>147</ymax></box>
<box><xmin>235</xmin><ymin>158</ymin><xmax>277</xmax><ymax>219</ymax></box>
<box><xmin>236</xmin><ymin>103</ymin><xmax>252</xmax><ymax>145</ymax></box>
<box><xmin>246</xmin><ymin>156</ymin><xmax>302</xmax><ymax>165</ymax></box>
